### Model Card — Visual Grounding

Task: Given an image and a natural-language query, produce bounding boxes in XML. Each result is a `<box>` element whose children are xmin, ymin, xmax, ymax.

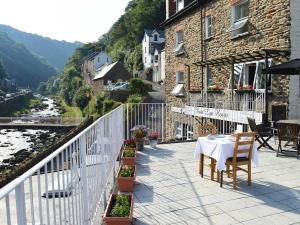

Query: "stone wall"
<box><xmin>289</xmin><ymin>0</ymin><xmax>300</xmax><ymax>119</ymax></box>
<box><xmin>164</xmin><ymin>0</ymin><xmax>291</xmax><ymax>117</ymax></box>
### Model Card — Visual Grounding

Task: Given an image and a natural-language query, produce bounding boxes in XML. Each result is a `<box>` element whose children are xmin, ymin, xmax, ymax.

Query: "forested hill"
<box><xmin>0</xmin><ymin>59</ymin><xmax>8</xmax><ymax>79</ymax></box>
<box><xmin>54</xmin><ymin>0</ymin><xmax>165</xmax><ymax>104</ymax></box>
<box><xmin>0</xmin><ymin>24</ymin><xmax>82</xmax><ymax>71</ymax></box>
<box><xmin>0</xmin><ymin>31</ymin><xmax>56</xmax><ymax>88</ymax></box>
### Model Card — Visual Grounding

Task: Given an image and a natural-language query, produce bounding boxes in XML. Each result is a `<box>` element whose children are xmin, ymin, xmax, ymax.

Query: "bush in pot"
<box><xmin>103</xmin><ymin>193</ymin><xmax>133</xmax><ymax>225</ymax></box>
<box><xmin>121</xmin><ymin>150</ymin><xmax>136</xmax><ymax>166</ymax></box>
<box><xmin>123</xmin><ymin>139</ymin><xmax>136</xmax><ymax>151</ymax></box>
<box><xmin>131</xmin><ymin>125</ymin><xmax>148</xmax><ymax>151</ymax></box>
<box><xmin>149</xmin><ymin>131</ymin><xmax>160</xmax><ymax>148</ymax></box>
<box><xmin>117</xmin><ymin>165</ymin><xmax>136</xmax><ymax>192</ymax></box>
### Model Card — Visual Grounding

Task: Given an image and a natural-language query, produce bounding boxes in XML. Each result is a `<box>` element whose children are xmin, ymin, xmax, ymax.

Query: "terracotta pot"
<box><xmin>123</xmin><ymin>147</ymin><xmax>137</xmax><ymax>151</ymax></box>
<box><xmin>103</xmin><ymin>193</ymin><xmax>134</xmax><ymax>225</ymax></box>
<box><xmin>117</xmin><ymin>166</ymin><xmax>136</xmax><ymax>192</ymax></box>
<box><xmin>121</xmin><ymin>150</ymin><xmax>136</xmax><ymax>166</ymax></box>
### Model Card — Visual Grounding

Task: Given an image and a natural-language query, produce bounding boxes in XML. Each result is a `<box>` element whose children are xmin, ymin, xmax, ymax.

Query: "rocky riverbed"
<box><xmin>0</xmin><ymin>97</ymin><xmax>69</xmax><ymax>170</ymax></box>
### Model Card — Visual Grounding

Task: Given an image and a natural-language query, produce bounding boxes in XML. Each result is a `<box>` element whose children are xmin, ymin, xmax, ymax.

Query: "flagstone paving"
<box><xmin>132</xmin><ymin>141</ymin><xmax>300</xmax><ymax>225</ymax></box>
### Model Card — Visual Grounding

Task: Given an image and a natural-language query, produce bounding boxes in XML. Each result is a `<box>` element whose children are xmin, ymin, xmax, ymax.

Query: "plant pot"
<box><xmin>123</xmin><ymin>140</ymin><xmax>137</xmax><ymax>151</ymax></box>
<box><xmin>149</xmin><ymin>139</ymin><xmax>158</xmax><ymax>148</ymax></box>
<box><xmin>117</xmin><ymin>166</ymin><xmax>136</xmax><ymax>192</ymax></box>
<box><xmin>134</xmin><ymin>138</ymin><xmax>144</xmax><ymax>151</ymax></box>
<box><xmin>103</xmin><ymin>193</ymin><xmax>134</xmax><ymax>225</ymax></box>
<box><xmin>121</xmin><ymin>150</ymin><xmax>136</xmax><ymax>166</ymax></box>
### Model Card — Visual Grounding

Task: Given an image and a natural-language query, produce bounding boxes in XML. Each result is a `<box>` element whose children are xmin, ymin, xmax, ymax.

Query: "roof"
<box><xmin>85</xmin><ymin>51</ymin><xmax>109</xmax><ymax>61</ymax></box>
<box><xmin>144</xmin><ymin>29</ymin><xmax>165</xmax><ymax>39</ymax></box>
<box><xmin>93</xmin><ymin>62</ymin><xmax>132</xmax><ymax>81</ymax></box>
<box><xmin>150</xmin><ymin>42</ymin><xmax>165</xmax><ymax>54</ymax></box>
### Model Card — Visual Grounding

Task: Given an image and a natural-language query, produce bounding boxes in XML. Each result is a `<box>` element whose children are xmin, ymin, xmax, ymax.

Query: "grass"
<box><xmin>60</xmin><ymin>100</ymin><xmax>82</xmax><ymax>118</ymax></box>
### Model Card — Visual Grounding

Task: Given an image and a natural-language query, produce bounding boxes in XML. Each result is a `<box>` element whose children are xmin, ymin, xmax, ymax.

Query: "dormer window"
<box><xmin>177</xmin><ymin>0</ymin><xmax>184</xmax><ymax>12</ymax></box>
<box><xmin>154</xmin><ymin>34</ymin><xmax>158</xmax><ymax>41</ymax></box>
<box><xmin>230</xmin><ymin>0</ymin><xmax>249</xmax><ymax>38</ymax></box>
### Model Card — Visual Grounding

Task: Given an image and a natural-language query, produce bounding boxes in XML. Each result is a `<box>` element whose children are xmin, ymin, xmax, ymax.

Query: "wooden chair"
<box><xmin>247</xmin><ymin>117</ymin><xmax>274</xmax><ymax>151</ymax></box>
<box><xmin>198</xmin><ymin>124</ymin><xmax>217</xmax><ymax>180</ymax></box>
<box><xmin>277</xmin><ymin>123</ymin><xmax>300</xmax><ymax>158</ymax></box>
<box><xmin>220</xmin><ymin>132</ymin><xmax>255</xmax><ymax>189</ymax></box>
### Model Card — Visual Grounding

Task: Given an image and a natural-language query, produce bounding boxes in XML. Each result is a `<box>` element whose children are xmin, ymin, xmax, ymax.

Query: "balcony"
<box><xmin>0</xmin><ymin>103</ymin><xmax>298</xmax><ymax>225</ymax></box>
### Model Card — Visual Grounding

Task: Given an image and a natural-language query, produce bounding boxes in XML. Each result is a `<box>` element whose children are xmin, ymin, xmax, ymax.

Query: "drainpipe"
<box><xmin>265</xmin><ymin>52</ymin><xmax>269</xmax><ymax>123</ymax></box>
<box><xmin>200</xmin><ymin>3</ymin><xmax>204</xmax><ymax>91</ymax></box>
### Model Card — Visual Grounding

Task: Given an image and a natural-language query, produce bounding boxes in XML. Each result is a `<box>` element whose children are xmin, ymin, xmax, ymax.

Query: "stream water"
<box><xmin>0</xmin><ymin>97</ymin><xmax>65</xmax><ymax>165</ymax></box>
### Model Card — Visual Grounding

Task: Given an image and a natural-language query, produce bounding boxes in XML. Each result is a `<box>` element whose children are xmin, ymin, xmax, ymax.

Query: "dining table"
<box><xmin>194</xmin><ymin>134</ymin><xmax>258</xmax><ymax>180</ymax></box>
<box><xmin>277</xmin><ymin>120</ymin><xmax>300</xmax><ymax>126</ymax></box>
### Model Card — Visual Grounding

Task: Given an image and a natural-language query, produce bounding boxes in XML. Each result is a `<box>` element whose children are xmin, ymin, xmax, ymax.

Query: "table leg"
<box><xmin>199</xmin><ymin>154</ymin><xmax>204</xmax><ymax>177</ymax></box>
<box><xmin>210</xmin><ymin>158</ymin><xmax>215</xmax><ymax>180</ymax></box>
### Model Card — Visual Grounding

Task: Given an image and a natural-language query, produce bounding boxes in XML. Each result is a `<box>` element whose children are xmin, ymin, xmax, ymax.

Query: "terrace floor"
<box><xmin>132</xmin><ymin>140</ymin><xmax>300</xmax><ymax>225</ymax></box>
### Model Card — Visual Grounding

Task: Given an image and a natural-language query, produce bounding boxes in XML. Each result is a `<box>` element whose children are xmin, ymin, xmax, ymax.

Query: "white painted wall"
<box><xmin>289</xmin><ymin>0</ymin><xmax>300</xmax><ymax>119</ymax></box>
<box><xmin>94</xmin><ymin>52</ymin><xmax>112</xmax><ymax>71</ymax></box>
<box><xmin>161</xmin><ymin>50</ymin><xmax>166</xmax><ymax>81</ymax></box>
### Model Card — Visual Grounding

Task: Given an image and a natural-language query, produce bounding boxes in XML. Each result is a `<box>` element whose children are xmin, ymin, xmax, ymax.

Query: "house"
<box><xmin>162</xmin><ymin>0</ymin><xmax>291</xmax><ymax>139</ymax></box>
<box><xmin>82</xmin><ymin>51</ymin><xmax>112</xmax><ymax>85</ymax></box>
<box><xmin>289</xmin><ymin>0</ymin><xmax>300</xmax><ymax>120</ymax></box>
<box><xmin>92</xmin><ymin>62</ymin><xmax>132</xmax><ymax>92</ymax></box>
<box><xmin>142</xmin><ymin>29</ymin><xmax>166</xmax><ymax>82</ymax></box>
<box><xmin>0</xmin><ymin>78</ymin><xmax>17</xmax><ymax>90</ymax></box>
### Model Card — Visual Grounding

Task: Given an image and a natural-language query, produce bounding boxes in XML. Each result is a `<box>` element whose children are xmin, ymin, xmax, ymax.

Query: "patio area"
<box><xmin>133</xmin><ymin>140</ymin><xmax>300</xmax><ymax>225</ymax></box>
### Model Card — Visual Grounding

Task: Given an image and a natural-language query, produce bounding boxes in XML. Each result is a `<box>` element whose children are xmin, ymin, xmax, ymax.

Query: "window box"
<box><xmin>235</xmin><ymin>85</ymin><xmax>255</xmax><ymax>93</ymax></box>
<box><xmin>207</xmin><ymin>90</ymin><xmax>224</xmax><ymax>94</ymax></box>
<box><xmin>207</xmin><ymin>85</ymin><xmax>224</xmax><ymax>94</ymax></box>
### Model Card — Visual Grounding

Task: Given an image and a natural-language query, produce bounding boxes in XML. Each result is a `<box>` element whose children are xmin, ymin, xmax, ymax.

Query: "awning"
<box><xmin>228</xmin><ymin>18</ymin><xmax>248</xmax><ymax>32</ymax></box>
<box><xmin>174</xmin><ymin>43</ymin><xmax>184</xmax><ymax>55</ymax></box>
<box><xmin>172</xmin><ymin>84</ymin><xmax>185</xmax><ymax>96</ymax></box>
<box><xmin>262</xmin><ymin>59</ymin><xmax>300</xmax><ymax>75</ymax></box>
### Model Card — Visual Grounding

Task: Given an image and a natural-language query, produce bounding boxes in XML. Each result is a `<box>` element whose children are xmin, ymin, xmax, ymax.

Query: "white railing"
<box><xmin>189</xmin><ymin>91</ymin><xmax>266</xmax><ymax>113</ymax></box>
<box><xmin>124</xmin><ymin>103</ymin><xmax>251</xmax><ymax>142</ymax></box>
<box><xmin>0</xmin><ymin>106</ymin><xmax>124</xmax><ymax>225</ymax></box>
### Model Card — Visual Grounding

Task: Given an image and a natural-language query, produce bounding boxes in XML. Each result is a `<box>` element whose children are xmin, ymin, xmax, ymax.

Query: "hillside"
<box><xmin>0</xmin><ymin>31</ymin><xmax>56</xmax><ymax>88</ymax></box>
<box><xmin>0</xmin><ymin>24</ymin><xmax>82</xmax><ymax>71</ymax></box>
<box><xmin>0</xmin><ymin>59</ymin><xmax>8</xmax><ymax>79</ymax></box>
<box><xmin>53</xmin><ymin>0</ymin><xmax>165</xmax><ymax>105</ymax></box>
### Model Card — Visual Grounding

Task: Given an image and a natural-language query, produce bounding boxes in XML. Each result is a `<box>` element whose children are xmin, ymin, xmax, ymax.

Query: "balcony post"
<box><xmin>79</xmin><ymin>135</ymin><xmax>89</xmax><ymax>224</ymax></box>
<box><xmin>15</xmin><ymin>182</ymin><xmax>27</xmax><ymax>225</ymax></box>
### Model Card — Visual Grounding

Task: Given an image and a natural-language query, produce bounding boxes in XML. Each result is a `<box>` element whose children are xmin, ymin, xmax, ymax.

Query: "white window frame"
<box><xmin>207</xmin><ymin>66</ymin><xmax>213</xmax><ymax>87</ymax></box>
<box><xmin>177</xmin><ymin>0</ymin><xmax>184</xmax><ymax>12</ymax></box>
<box><xmin>176</xmin><ymin>31</ymin><xmax>184</xmax><ymax>47</ymax></box>
<box><xmin>231</xmin><ymin>0</ymin><xmax>249</xmax><ymax>38</ymax></box>
<box><xmin>205</xmin><ymin>16</ymin><xmax>213</xmax><ymax>39</ymax></box>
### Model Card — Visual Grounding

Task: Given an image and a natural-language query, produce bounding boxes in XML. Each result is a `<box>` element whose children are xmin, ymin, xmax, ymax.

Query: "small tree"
<box><xmin>128</xmin><ymin>78</ymin><xmax>146</xmax><ymax>96</ymax></box>
<box><xmin>73</xmin><ymin>86</ymin><xmax>91</xmax><ymax>110</ymax></box>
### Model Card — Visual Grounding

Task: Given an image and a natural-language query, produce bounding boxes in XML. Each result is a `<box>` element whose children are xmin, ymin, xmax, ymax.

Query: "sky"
<box><xmin>0</xmin><ymin>0</ymin><xmax>131</xmax><ymax>43</ymax></box>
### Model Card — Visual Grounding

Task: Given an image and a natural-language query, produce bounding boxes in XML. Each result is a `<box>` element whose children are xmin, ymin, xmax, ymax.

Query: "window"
<box><xmin>98</xmin><ymin>57</ymin><xmax>100</xmax><ymax>63</ymax></box>
<box><xmin>107</xmin><ymin>57</ymin><xmax>109</xmax><ymax>62</ymax></box>
<box><xmin>176</xmin><ymin>72</ymin><xmax>184</xmax><ymax>84</ymax></box>
<box><xmin>207</xmin><ymin>66</ymin><xmax>213</xmax><ymax>86</ymax></box>
<box><xmin>175</xmin><ymin>122</ymin><xmax>194</xmax><ymax>140</ymax></box>
<box><xmin>145</xmin><ymin>47</ymin><xmax>146</xmax><ymax>53</ymax></box>
<box><xmin>230</xmin><ymin>0</ymin><xmax>249</xmax><ymax>38</ymax></box>
<box><xmin>154</xmin><ymin>34</ymin><xmax>158</xmax><ymax>41</ymax></box>
<box><xmin>154</xmin><ymin>55</ymin><xmax>159</xmax><ymax>62</ymax></box>
<box><xmin>205</xmin><ymin>16</ymin><xmax>213</xmax><ymax>39</ymax></box>
<box><xmin>145</xmin><ymin>57</ymin><xmax>147</xmax><ymax>63</ymax></box>
<box><xmin>177</xmin><ymin>0</ymin><xmax>184</xmax><ymax>12</ymax></box>
<box><xmin>174</xmin><ymin>31</ymin><xmax>184</xmax><ymax>55</ymax></box>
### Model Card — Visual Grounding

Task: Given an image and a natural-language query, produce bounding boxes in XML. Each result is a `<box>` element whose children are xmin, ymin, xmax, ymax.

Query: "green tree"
<box><xmin>0</xmin><ymin>58</ymin><xmax>8</xmax><ymax>79</ymax></box>
<box><xmin>73</xmin><ymin>86</ymin><xmax>91</xmax><ymax>110</ymax></box>
<box><xmin>128</xmin><ymin>78</ymin><xmax>147</xmax><ymax>95</ymax></box>
<box><xmin>37</xmin><ymin>82</ymin><xmax>47</xmax><ymax>95</ymax></box>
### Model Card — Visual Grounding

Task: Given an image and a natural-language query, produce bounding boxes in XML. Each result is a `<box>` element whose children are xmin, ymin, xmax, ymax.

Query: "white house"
<box><xmin>142</xmin><ymin>29</ymin><xmax>165</xmax><ymax>82</ymax></box>
<box><xmin>289</xmin><ymin>0</ymin><xmax>300</xmax><ymax>119</ymax></box>
<box><xmin>82</xmin><ymin>51</ymin><xmax>112</xmax><ymax>85</ymax></box>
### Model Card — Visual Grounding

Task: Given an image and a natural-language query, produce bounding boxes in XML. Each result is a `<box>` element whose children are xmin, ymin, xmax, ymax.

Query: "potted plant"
<box><xmin>103</xmin><ymin>193</ymin><xmax>133</xmax><ymax>225</ymax></box>
<box><xmin>121</xmin><ymin>150</ymin><xmax>136</xmax><ymax>166</ymax></box>
<box><xmin>235</xmin><ymin>85</ymin><xmax>255</xmax><ymax>93</ymax></box>
<box><xmin>131</xmin><ymin>125</ymin><xmax>148</xmax><ymax>151</ymax></box>
<box><xmin>207</xmin><ymin>85</ymin><xmax>224</xmax><ymax>93</ymax></box>
<box><xmin>148</xmin><ymin>131</ymin><xmax>160</xmax><ymax>148</ymax></box>
<box><xmin>123</xmin><ymin>139</ymin><xmax>136</xmax><ymax>151</ymax></box>
<box><xmin>117</xmin><ymin>165</ymin><xmax>136</xmax><ymax>192</ymax></box>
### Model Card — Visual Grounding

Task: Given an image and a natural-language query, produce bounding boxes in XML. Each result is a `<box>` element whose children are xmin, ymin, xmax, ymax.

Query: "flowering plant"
<box><xmin>208</xmin><ymin>85</ymin><xmax>223</xmax><ymax>91</ymax></box>
<box><xmin>131</xmin><ymin>125</ymin><xmax>148</xmax><ymax>139</ymax></box>
<box><xmin>149</xmin><ymin>131</ymin><xmax>160</xmax><ymax>140</ymax></box>
<box><xmin>124</xmin><ymin>139</ymin><xmax>136</xmax><ymax>148</ymax></box>
<box><xmin>237</xmin><ymin>85</ymin><xmax>254</xmax><ymax>90</ymax></box>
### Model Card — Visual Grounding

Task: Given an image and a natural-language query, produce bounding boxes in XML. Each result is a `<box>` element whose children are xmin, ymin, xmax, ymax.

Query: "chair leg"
<box><xmin>199</xmin><ymin>154</ymin><xmax>204</xmax><ymax>177</ymax></box>
<box><xmin>233</xmin><ymin>167</ymin><xmax>237</xmax><ymax>190</ymax></box>
<box><xmin>248</xmin><ymin>163</ymin><xmax>251</xmax><ymax>186</ymax></box>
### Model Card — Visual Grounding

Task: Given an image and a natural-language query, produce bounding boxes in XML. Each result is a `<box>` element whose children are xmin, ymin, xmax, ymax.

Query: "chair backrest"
<box><xmin>277</xmin><ymin>123</ymin><xmax>300</xmax><ymax>143</ymax></box>
<box><xmin>247</xmin><ymin>117</ymin><xmax>258</xmax><ymax>132</ymax></box>
<box><xmin>198</xmin><ymin>124</ymin><xmax>217</xmax><ymax>137</ymax></box>
<box><xmin>233</xmin><ymin>132</ymin><xmax>255</xmax><ymax>162</ymax></box>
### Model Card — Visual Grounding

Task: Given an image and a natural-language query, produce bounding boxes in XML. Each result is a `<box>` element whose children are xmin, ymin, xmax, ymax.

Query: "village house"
<box><xmin>82</xmin><ymin>51</ymin><xmax>112</xmax><ymax>85</ymax></box>
<box><xmin>142</xmin><ymin>29</ymin><xmax>166</xmax><ymax>82</ymax></box>
<box><xmin>92</xmin><ymin>61</ymin><xmax>132</xmax><ymax>92</ymax></box>
<box><xmin>162</xmin><ymin>0</ymin><xmax>292</xmax><ymax>139</ymax></box>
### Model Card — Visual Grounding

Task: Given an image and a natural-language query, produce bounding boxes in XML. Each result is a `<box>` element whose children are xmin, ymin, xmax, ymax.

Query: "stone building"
<box><xmin>162</xmin><ymin>0</ymin><xmax>292</xmax><ymax>139</ymax></box>
<box><xmin>82</xmin><ymin>51</ymin><xmax>112</xmax><ymax>85</ymax></box>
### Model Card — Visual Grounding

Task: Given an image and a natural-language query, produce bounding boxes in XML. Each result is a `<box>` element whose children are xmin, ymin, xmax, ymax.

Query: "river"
<box><xmin>0</xmin><ymin>97</ymin><xmax>66</xmax><ymax>167</ymax></box>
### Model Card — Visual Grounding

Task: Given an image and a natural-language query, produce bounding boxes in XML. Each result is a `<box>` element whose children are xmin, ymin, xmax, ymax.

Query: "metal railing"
<box><xmin>0</xmin><ymin>106</ymin><xmax>124</xmax><ymax>225</ymax></box>
<box><xmin>189</xmin><ymin>91</ymin><xmax>266</xmax><ymax>113</ymax></box>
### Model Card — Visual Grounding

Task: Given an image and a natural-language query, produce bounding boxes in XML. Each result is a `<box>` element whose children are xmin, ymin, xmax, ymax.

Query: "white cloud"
<box><xmin>0</xmin><ymin>0</ymin><xmax>130</xmax><ymax>43</ymax></box>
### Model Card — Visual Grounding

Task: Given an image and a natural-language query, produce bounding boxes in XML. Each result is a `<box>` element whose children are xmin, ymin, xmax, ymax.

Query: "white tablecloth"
<box><xmin>194</xmin><ymin>135</ymin><xmax>258</xmax><ymax>171</ymax></box>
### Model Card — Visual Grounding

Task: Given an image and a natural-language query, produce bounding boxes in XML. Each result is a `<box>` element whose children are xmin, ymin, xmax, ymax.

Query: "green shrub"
<box><xmin>103</xmin><ymin>100</ymin><xmax>121</xmax><ymax>114</ymax></box>
<box><xmin>110</xmin><ymin>194</ymin><xmax>131</xmax><ymax>217</ymax></box>
<box><xmin>127</xmin><ymin>94</ymin><xmax>144</xmax><ymax>104</ymax></box>
<box><xmin>73</xmin><ymin>86</ymin><xmax>91</xmax><ymax>110</ymax></box>
<box><xmin>123</xmin><ymin>150</ymin><xmax>135</xmax><ymax>158</ymax></box>
<box><xmin>128</xmin><ymin>78</ymin><xmax>146</xmax><ymax>96</ymax></box>
<box><xmin>119</xmin><ymin>166</ymin><xmax>134</xmax><ymax>177</ymax></box>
